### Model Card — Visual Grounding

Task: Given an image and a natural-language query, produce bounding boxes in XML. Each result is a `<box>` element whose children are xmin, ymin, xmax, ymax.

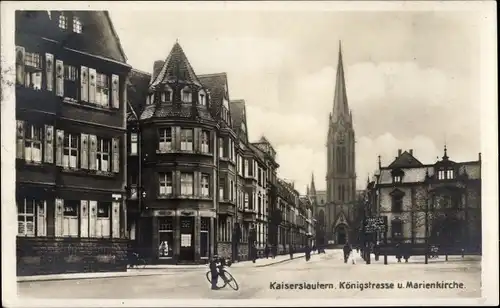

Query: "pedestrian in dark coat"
<box><xmin>264</xmin><ymin>244</ymin><xmax>270</xmax><ymax>259</ymax></box>
<box><xmin>305</xmin><ymin>244</ymin><xmax>311</xmax><ymax>261</ymax></box>
<box><xmin>251</xmin><ymin>242</ymin><xmax>257</xmax><ymax>263</ymax></box>
<box><xmin>209</xmin><ymin>255</ymin><xmax>220</xmax><ymax>290</ymax></box>
<box><xmin>343</xmin><ymin>242</ymin><xmax>352</xmax><ymax>263</ymax></box>
<box><xmin>289</xmin><ymin>245</ymin><xmax>294</xmax><ymax>260</ymax></box>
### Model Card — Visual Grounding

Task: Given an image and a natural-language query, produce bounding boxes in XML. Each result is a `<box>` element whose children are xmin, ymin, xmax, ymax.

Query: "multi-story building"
<box><xmin>370</xmin><ymin>148</ymin><xmax>481</xmax><ymax>254</ymax></box>
<box><xmin>299</xmin><ymin>195</ymin><xmax>315</xmax><ymax>246</ymax></box>
<box><xmin>276</xmin><ymin>178</ymin><xmax>301</xmax><ymax>253</ymax></box>
<box><xmin>15</xmin><ymin>11</ymin><xmax>131</xmax><ymax>275</ymax></box>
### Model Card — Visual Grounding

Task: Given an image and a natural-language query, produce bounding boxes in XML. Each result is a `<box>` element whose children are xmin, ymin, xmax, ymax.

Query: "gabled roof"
<box><xmin>150</xmin><ymin>42</ymin><xmax>202</xmax><ymax>89</ymax></box>
<box><xmin>198</xmin><ymin>72</ymin><xmax>228</xmax><ymax>120</ymax></box>
<box><xmin>127</xmin><ymin>69</ymin><xmax>151</xmax><ymax>121</ymax></box>
<box><xmin>104</xmin><ymin>11</ymin><xmax>128</xmax><ymax>63</ymax></box>
<box><xmin>229</xmin><ymin>99</ymin><xmax>248</xmax><ymax>143</ymax></box>
<box><xmin>388</xmin><ymin>151</ymin><xmax>424</xmax><ymax>168</ymax></box>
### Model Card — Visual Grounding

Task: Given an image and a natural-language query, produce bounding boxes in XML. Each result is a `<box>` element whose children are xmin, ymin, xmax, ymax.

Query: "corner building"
<box><xmin>15</xmin><ymin>11</ymin><xmax>131</xmax><ymax>275</ymax></box>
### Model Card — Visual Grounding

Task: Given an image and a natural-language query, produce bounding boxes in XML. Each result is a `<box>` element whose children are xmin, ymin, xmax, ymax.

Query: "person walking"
<box><xmin>343</xmin><ymin>241</ymin><xmax>352</xmax><ymax>264</ymax></box>
<box><xmin>264</xmin><ymin>244</ymin><xmax>270</xmax><ymax>259</ymax></box>
<box><xmin>289</xmin><ymin>244</ymin><xmax>294</xmax><ymax>260</ymax></box>
<box><xmin>209</xmin><ymin>255</ymin><xmax>220</xmax><ymax>290</ymax></box>
<box><xmin>305</xmin><ymin>244</ymin><xmax>311</xmax><ymax>262</ymax></box>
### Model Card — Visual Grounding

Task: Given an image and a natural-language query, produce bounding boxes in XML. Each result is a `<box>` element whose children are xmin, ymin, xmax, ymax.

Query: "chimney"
<box><xmin>152</xmin><ymin>60</ymin><xmax>165</xmax><ymax>81</ymax></box>
<box><xmin>479</xmin><ymin>152</ymin><xmax>482</xmax><ymax>161</ymax></box>
<box><xmin>409</xmin><ymin>149</ymin><xmax>413</xmax><ymax>155</ymax></box>
<box><xmin>398</xmin><ymin>149</ymin><xmax>402</xmax><ymax>156</ymax></box>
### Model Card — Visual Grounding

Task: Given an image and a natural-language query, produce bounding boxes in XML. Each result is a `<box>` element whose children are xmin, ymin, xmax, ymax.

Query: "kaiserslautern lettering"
<box><xmin>269</xmin><ymin>282</ymin><xmax>335</xmax><ymax>290</ymax></box>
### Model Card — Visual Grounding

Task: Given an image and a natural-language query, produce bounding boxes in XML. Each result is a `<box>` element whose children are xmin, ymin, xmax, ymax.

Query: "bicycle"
<box><xmin>205</xmin><ymin>260</ymin><xmax>239</xmax><ymax>291</ymax></box>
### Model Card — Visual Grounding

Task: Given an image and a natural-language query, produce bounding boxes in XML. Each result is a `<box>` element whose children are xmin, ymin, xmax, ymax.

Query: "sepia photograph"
<box><xmin>1</xmin><ymin>1</ymin><xmax>497</xmax><ymax>307</ymax></box>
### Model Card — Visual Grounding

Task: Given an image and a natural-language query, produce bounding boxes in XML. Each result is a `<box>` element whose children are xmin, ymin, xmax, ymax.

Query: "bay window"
<box><xmin>96</xmin><ymin>137</ymin><xmax>110</xmax><ymax>172</ymax></box>
<box><xmin>218</xmin><ymin>138</ymin><xmax>224</xmax><ymax>158</ymax></box>
<box><xmin>180</xmin><ymin>128</ymin><xmax>193</xmax><ymax>151</ymax></box>
<box><xmin>159</xmin><ymin>172</ymin><xmax>173</xmax><ymax>196</ymax></box>
<box><xmin>201</xmin><ymin>173</ymin><xmax>210</xmax><ymax>197</ymax></box>
<box><xmin>63</xmin><ymin>200</ymin><xmax>79</xmax><ymax>237</ymax></box>
<box><xmin>180</xmin><ymin>173</ymin><xmax>194</xmax><ymax>195</ymax></box>
<box><xmin>159</xmin><ymin>128</ymin><xmax>172</xmax><ymax>152</ymax></box>
<box><xmin>24</xmin><ymin>124</ymin><xmax>43</xmax><ymax>163</ymax></box>
<box><xmin>201</xmin><ymin>130</ymin><xmax>210</xmax><ymax>153</ymax></box>
<box><xmin>63</xmin><ymin>133</ymin><xmax>79</xmax><ymax>169</ymax></box>
<box><xmin>219</xmin><ymin>178</ymin><xmax>225</xmax><ymax>200</ymax></box>
<box><xmin>96</xmin><ymin>201</ymin><xmax>111</xmax><ymax>238</ymax></box>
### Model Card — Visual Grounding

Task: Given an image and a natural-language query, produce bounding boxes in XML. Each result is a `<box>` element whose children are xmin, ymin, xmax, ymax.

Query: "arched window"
<box><xmin>181</xmin><ymin>86</ymin><xmax>192</xmax><ymax>103</ymax></box>
<box><xmin>198</xmin><ymin>89</ymin><xmax>207</xmax><ymax>106</ymax></box>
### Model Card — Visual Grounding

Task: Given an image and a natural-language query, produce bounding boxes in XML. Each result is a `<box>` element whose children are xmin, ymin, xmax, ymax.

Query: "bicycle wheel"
<box><xmin>222</xmin><ymin>270</ymin><xmax>239</xmax><ymax>291</ymax></box>
<box><xmin>206</xmin><ymin>271</ymin><xmax>228</xmax><ymax>288</ymax></box>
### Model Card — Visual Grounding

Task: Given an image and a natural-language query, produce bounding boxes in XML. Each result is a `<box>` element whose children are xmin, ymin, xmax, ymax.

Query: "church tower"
<box><xmin>325</xmin><ymin>41</ymin><xmax>356</xmax><ymax>245</ymax></box>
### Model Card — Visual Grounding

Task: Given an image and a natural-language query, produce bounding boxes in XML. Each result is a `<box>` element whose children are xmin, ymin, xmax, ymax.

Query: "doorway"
<box><xmin>179</xmin><ymin>216</ymin><xmax>195</xmax><ymax>261</ymax></box>
<box><xmin>336</xmin><ymin>225</ymin><xmax>347</xmax><ymax>245</ymax></box>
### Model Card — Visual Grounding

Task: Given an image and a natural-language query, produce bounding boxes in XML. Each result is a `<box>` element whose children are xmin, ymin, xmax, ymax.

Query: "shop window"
<box><xmin>158</xmin><ymin>217</ymin><xmax>174</xmax><ymax>258</ymax></box>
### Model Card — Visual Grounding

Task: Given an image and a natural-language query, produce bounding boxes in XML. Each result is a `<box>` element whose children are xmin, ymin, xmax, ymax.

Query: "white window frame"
<box><xmin>64</xmin><ymin>64</ymin><xmax>77</xmax><ymax>81</ymax></box>
<box><xmin>181</xmin><ymin>87</ymin><xmax>192</xmax><ymax>103</ymax></box>
<box><xmin>159</xmin><ymin>172</ymin><xmax>173</xmax><ymax>196</ymax></box>
<box><xmin>96</xmin><ymin>72</ymin><xmax>109</xmax><ymax>107</ymax></box>
<box><xmin>18</xmin><ymin>199</ymin><xmax>37</xmax><ymax>237</ymax></box>
<box><xmin>393</xmin><ymin>175</ymin><xmax>402</xmax><ymax>183</ymax></box>
<box><xmin>199</xmin><ymin>90</ymin><xmax>206</xmax><ymax>106</ymax></box>
<box><xmin>59</xmin><ymin>13</ymin><xmax>67</xmax><ymax>29</ymax></box>
<box><xmin>438</xmin><ymin>170</ymin><xmax>446</xmax><ymax>180</ymax></box>
<box><xmin>244</xmin><ymin>193</ymin><xmax>249</xmax><ymax>209</ymax></box>
<box><xmin>446</xmin><ymin>169</ymin><xmax>454</xmax><ymax>179</ymax></box>
<box><xmin>96</xmin><ymin>201</ymin><xmax>111</xmax><ymax>238</ymax></box>
<box><xmin>96</xmin><ymin>137</ymin><xmax>110</xmax><ymax>172</ymax></box>
<box><xmin>24</xmin><ymin>124</ymin><xmax>43</xmax><ymax>163</ymax></box>
<box><xmin>219</xmin><ymin>138</ymin><xmax>224</xmax><ymax>158</ymax></box>
<box><xmin>130</xmin><ymin>133</ymin><xmax>138</xmax><ymax>155</ymax></box>
<box><xmin>219</xmin><ymin>178</ymin><xmax>225</xmax><ymax>200</ymax></box>
<box><xmin>73</xmin><ymin>16</ymin><xmax>82</xmax><ymax>33</ymax></box>
<box><xmin>63</xmin><ymin>200</ymin><xmax>79</xmax><ymax>237</ymax></box>
<box><xmin>201</xmin><ymin>130</ymin><xmax>210</xmax><ymax>153</ymax></box>
<box><xmin>180</xmin><ymin>129</ymin><xmax>193</xmax><ymax>151</ymax></box>
<box><xmin>63</xmin><ymin>133</ymin><xmax>79</xmax><ymax>169</ymax></box>
<box><xmin>201</xmin><ymin>174</ymin><xmax>210</xmax><ymax>197</ymax></box>
<box><xmin>159</xmin><ymin>128</ymin><xmax>172</xmax><ymax>152</ymax></box>
<box><xmin>180</xmin><ymin>173</ymin><xmax>194</xmax><ymax>195</ymax></box>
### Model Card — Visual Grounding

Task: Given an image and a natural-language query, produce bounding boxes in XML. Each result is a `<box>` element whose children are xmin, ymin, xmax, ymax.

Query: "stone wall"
<box><xmin>17</xmin><ymin>237</ymin><xmax>129</xmax><ymax>276</ymax></box>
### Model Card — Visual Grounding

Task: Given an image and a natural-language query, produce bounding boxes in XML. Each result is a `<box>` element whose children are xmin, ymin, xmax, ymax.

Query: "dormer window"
<box><xmin>147</xmin><ymin>93</ymin><xmax>155</xmax><ymax>105</ymax></box>
<box><xmin>161</xmin><ymin>88</ymin><xmax>172</xmax><ymax>102</ymax></box>
<box><xmin>437</xmin><ymin>168</ymin><xmax>454</xmax><ymax>180</ymax></box>
<box><xmin>73</xmin><ymin>16</ymin><xmax>82</xmax><ymax>33</ymax></box>
<box><xmin>393</xmin><ymin>175</ymin><xmax>402</xmax><ymax>183</ymax></box>
<box><xmin>199</xmin><ymin>90</ymin><xmax>206</xmax><ymax>106</ymax></box>
<box><xmin>181</xmin><ymin>87</ymin><xmax>192</xmax><ymax>103</ymax></box>
<box><xmin>58</xmin><ymin>13</ymin><xmax>67</xmax><ymax>29</ymax></box>
<box><xmin>446</xmin><ymin>169</ymin><xmax>454</xmax><ymax>179</ymax></box>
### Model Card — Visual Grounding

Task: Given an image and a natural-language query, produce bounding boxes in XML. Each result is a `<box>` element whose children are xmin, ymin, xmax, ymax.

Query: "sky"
<box><xmin>109</xmin><ymin>9</ymin><xmax>482</xmax><ymax>194</ymax></box>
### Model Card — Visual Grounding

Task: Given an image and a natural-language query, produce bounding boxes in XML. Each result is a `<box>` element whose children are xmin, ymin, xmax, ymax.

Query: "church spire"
<box><xmin>310</xmin><ymin>173</ymin><xmax>316</xmax><ymax>195</ymax></box>
<box><xmin>332</xmin><ymin>40</ymin><xmax>350</xmax><ymax>123</ymax></box>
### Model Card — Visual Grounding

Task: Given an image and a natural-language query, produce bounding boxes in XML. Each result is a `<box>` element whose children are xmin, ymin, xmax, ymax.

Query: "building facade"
<box><xmin>15</xmin><ymin>11</ymin><xmax>131</xmax><ymax>276</ymax></box>
<box><xmin>370</xmin><ymin>148</ymin><xmax>481</xmax><ymax>254</ymax></box>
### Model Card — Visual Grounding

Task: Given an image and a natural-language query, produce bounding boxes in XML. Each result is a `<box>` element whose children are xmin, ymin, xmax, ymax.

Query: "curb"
<box><xmin>256</xmin><ymin>255</ymin><xmax>306</xmax><ymax>268</ymax></box>
<box><xmin>17</xmin><ymin>272</ymin><xmax>167</xmax><ymax>283</ymax></box>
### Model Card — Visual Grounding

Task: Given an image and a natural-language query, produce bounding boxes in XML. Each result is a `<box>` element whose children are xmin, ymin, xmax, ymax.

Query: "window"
<box><xmin>24</xmin><ymin>52</ymin><xmax>42</xmax><ymax>90</ymax></box>
<box><xmin>96</xmin><ymin>201</ymin><xmax>111</xmax><ymax>238</ymax></box>
<box><xmin>219</xmin><ymin>138</ymin><xmax>224</xmax><ymax>158</ymax></box>
<box><xmin>393</xmin><ymin>175</ymin><xmax>402</xmax><ymax>183</ymax></box>
<box><xmin>130</xmin><ymin>133</ymin><xmax>138</xmax><ymax>155</ymax></box>
<box><xmin>446</xmin><ymin>169</ymin><xmax>454</xmax><ymax>179</ymax></box>
<box><xmin>73</xmin><ymin>16</ymin><xmax>82</xmax><ymax>33</ymax></box>
<box><xmin>63</xmin><ymin>133</ymin><xmax>78</xmax><ymax>169</ymax></box>
<box><xmin>24</xmin><ymin>124</ymin><xmax>43</xmax><ymax>163</ymax></box>
<box><xmin>180</xmin><ymin>129</ymin><xmax>193</xmax><ymax>151</ymax></box>
<box><xmin>244</xmin><ymin>193</ymin><xmax>249</xmax><ymax>209</ymax></box>
<box><xmin>18</xmin><ymin>199</ymin><xmax>45</xmax><ymax>237</ymax></box>
<box><xmin>391</xmin><ymin>220</ymin><xmax>403</xmax><ymax>238</ymax></box>
<box><xmin>159</xmin><ymin>172</ymin><xmax>173</xmax><ymax>196</ymax></box>
<box><xmin>180</xmin><ymin>173</ymin><xmax>194</xmax><ymax>195</ymax></box>
<box><xmin>64</xmin><ymin>65</ymin><xmax>77</xmax><ymax>81</ymax></box>
<box><xmin>199</xmin><ymin>91</ymin><xmax>206</xmax><ymax>106</ymax></box>
<box><xmin>158</xmin><ymin>217</ymin><xmax>174</xmax><ymax>258</ymax></box>
<box><xmin>96</xmin><ymin>73</ymin><xmax>109</xmax><ymax>107</ymax></box>
<box><xmin>201</xmin><ymin>130</ymin><xmax>210</xmax><ymax>153</ymax></box>
<box><xmin>219</xmin><ymin>178</ymin><xmax>225</xmax><ymax>200</ymax></box>
<box><xmin>96</xmin><ymin>137</ymin><xmax>110</xmax><ymax>172</ymax></box>
<box><xmin>161</xmin><ymin>90</ymin><xmax>172</xmax><ymax>102</ymax></box>
<box><xmin>391</xmin><ymin>195</ymin><xmax>403</xmax><ymax>213</ymax></box>
<box><xmin>181</xmin><ymin>87</ymin><xmax>192</xmax><ymax>103</ymax></box>
<box><xmin>63</xmin><ymin>200</ymin><xmax>79</xmax><ymax>237</ymax></box>
<box><xmin>244</xmin><ymin>159</ymin><xmax>249</xmax><ymax>177</ymax></box>
<box><xmin>25</xmin><ymin>52</ymin><xmax>41</xmax><ymax>69</ymax></box>
<box><xmin>199</xmin><ymin>173</ymin><xmax>210</xmax><ymax>197</ymax></box>
<box><xmin>59</xmin><ymin>13</ymin><xmax>67</xmax><ymax>29</ymax></box>
<box><xmin>159</xmin><ymin>128</ymin><xmax>172</xmax><ymax>152</ymax></box>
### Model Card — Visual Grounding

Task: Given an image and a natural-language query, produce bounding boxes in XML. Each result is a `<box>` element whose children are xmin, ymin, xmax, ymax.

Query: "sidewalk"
<box><xmin>17</xmin><ymin>252</ymin><xmax>310</xmax><ymax>282</ymax></box>
<box><xmin>354</xmin><ymin>253</ymin><xmax>481</xmax><ymax>265</ymax></box>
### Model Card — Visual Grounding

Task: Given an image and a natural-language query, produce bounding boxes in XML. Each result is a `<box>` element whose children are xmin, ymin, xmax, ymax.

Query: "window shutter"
<box><xmin>193</xmin><ymin>128</ymin><xmax>200</xmax><ymax>152</ymax></box>
<box><xmin>112</xmin><ymin>137</ymin><xmax>120</xmax><ymax>173</ymax></box>
<box><xmin>80</xmin><ymin>133</ymin><xmax>89</xmax><ymax>169</ymax></box>
<box><xmin>55</xmin><ymin>60</ymin><xmax>64</xmax><ymax>97</ymax></box>
<box><xmin>36</xmin><ymin>201</ymin><xmax>47</xmax><ymax>237</ymax></box>
<box><xmin>111</xmin><ymin>74</ymin><xmax>119</xmax><ymax>109</ymax></box>
<box><xmin>89</xmin><ymin>200</ymin><xmax>97</xmax><ymax>238</ymax></box>
<box><xmin>112</xmin><ymin>201</ymin><xmax>120</xmax><ymax>238</ymax></box>
<box><xmin>55</xmin><ymin>129</ymin><xmax>64</xmax><ymax>166</ymax></box>
<box><xmin>16</xmin><ymin>120</ymin><xmax>25</xmax><ymax>159</ymax></box>
<box><xmin>88</xmin><ymin>135</ymin><xmax>97</xmax><ymax>170</ymax></box>
<box><xmin>55</xmin><ymin>199</ymin><xmax>64</xmax><ymax>237</ymax></box>
<box><xmin>45</xmin><ymin>53</ymin><xmax>54</xmax><ymax>91</ymax></box>
<box><xmin>80</xmin><ymin>66</ymin><xmax>89</xmax><ymax>102</ymax></box>
<box><xmin>15</xmin><ymin>46</ymin><xmax>25</xmax><ymax>85</ymax></box>
<box><xmin>44</xmin><ymin>125</ymin><xmax>54</xmax><ymax>163</ymax></box>
<box><xmin>80</xmin><ymin>200</ymin><xmax>89</xmax><ymax>237</ymax></box>
<box><xmin>88</xmin><ymin>68</ymin><xmax>97</xmax><ymax>104</ymax></box>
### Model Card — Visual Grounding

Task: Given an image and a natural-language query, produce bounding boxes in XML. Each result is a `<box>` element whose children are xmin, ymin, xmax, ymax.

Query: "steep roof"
<box><xmin>229</xmin><ymin>99</ymin><xmax>248</xmax><ymax>143</ymax></box>
<box><xmin>127</xmin><ymin>69</ymin><xmax>151</xmax><ymax>121</ymax></box>
<box><xmin>198</xmin><ymin>73</ymin><xmax>228</xmax><ymax>120</ymax></box>
<box><xmin>331</xmin><ymin>41</ymin><xmax>350</xmax><ymax>124</ymax></box>
<box><xmin>149</xmin><ymin>42</ymin><xmax>202</xmax><ymax>89</ymax></box>
<box><xmin>387</xmin><ymin>151</ymin><xmax>424</xmax><ymax>168</ymax></box>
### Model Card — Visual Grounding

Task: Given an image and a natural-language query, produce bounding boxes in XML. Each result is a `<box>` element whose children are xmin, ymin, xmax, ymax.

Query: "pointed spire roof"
<box><xmin>332</xmin><ymin>41</ymin><xmax>350</xmax><ymax>123</ymax></box>
<box><xmin>149</xmin><ymin>42</ymin><xmax>202</xmax><ymax>90</ymax></box>
<box><xmin>310</xmin><ymin>173</ymin><xmax>316</xmax><ymax>193</ymax></box>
